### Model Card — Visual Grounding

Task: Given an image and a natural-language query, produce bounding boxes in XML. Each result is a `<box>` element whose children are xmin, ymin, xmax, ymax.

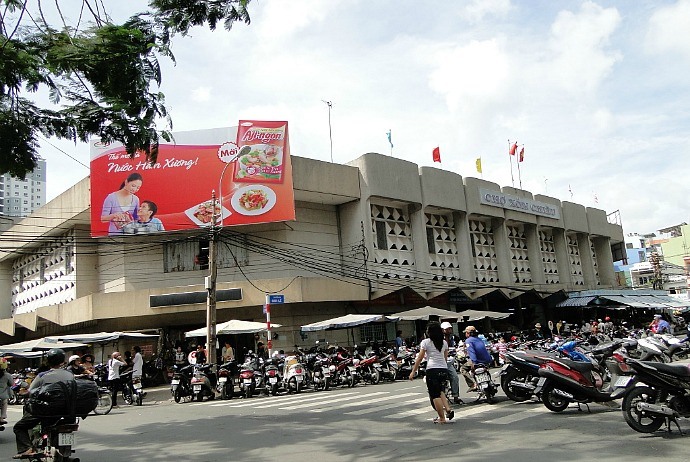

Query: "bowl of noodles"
<box><xmin>230</xmin><ymin>185</ymin><xmax>277</xmax><ymax>216</ymax></box>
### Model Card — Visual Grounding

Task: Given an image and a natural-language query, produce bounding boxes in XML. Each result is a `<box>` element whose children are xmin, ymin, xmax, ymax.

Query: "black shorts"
<box><xmin>425</xmin><ymin>368</ymin><xmax>449</xmax><ymax>400</ymax></box>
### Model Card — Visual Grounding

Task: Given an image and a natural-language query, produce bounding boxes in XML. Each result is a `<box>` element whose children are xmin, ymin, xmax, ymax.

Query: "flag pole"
<box><xmin>517</xmin><ymin>144</ymin><xmax>523</xmax><ymax>190</ymax></box>
<box><xmin>508</xmin><ymin>139</ymin><xmax>515</xmax><ymax>188</ymax></box>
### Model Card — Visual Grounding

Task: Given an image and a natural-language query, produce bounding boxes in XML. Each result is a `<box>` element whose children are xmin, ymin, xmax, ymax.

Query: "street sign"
<box><xmin>268</xmin><ymin>294</ymin><xmax>284</xmax><ymax>304</ymax></box>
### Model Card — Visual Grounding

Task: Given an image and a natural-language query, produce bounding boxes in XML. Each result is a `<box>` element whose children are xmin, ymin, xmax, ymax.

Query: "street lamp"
<box><xmin>206</xmin><ymin>144</ymin><xmax>251</xmax><ymax>365</ymax></box>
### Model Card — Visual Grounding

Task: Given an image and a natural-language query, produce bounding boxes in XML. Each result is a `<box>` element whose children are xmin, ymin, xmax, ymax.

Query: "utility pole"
<box><xmin>206</xmin><ymin>190</ymin><xmax>219</xmax><ymax>365</ymax></box>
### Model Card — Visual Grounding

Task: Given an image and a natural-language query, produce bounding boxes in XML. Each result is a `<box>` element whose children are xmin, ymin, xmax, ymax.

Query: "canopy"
<box><xmin>54</xmin><ymin>331</ymin><xmax>159</xmax><ymax>344</ymax></box>
<box><xmin>301</xmin><ymin>314</ymin><xmax>398</xmax><ymax>332</ymax></box>
<box><xmin>455</xmin><ymin>309</ymin><xmax>511</xmax><ymax>321</ymax></box>
<box><xmin>0</xmin><ymin>338</ymin><xmax>88</xmax><ymax>355</ymax></box>
<box><xmin>185</xmin><ymin>320</ymin><xmax>282</xmax><ymax>337</ymax></box>
<box><xmin>391</xmin><ymin>306</ymin><xmax>461</xmax><ymax>321</ymax></box>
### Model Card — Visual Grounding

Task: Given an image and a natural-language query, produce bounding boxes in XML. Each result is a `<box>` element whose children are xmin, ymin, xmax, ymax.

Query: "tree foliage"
<box><xmin>0</xmin><ymin>0</ymin><xmax>250</xmax><ymax>178</ymax></box>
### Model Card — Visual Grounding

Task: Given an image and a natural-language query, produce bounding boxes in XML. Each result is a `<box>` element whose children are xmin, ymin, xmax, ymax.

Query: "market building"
<box><xmin>0</xmin><ymin>128</ymin><xmax>626</xmax><ymax>353</ymax></box>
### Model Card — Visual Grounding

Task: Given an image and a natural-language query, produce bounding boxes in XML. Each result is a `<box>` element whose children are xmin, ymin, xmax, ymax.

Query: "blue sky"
<box><xmin>36</xmin><ymin>1</ymin><xmax>690</xmax><ymax>235</ymax></box>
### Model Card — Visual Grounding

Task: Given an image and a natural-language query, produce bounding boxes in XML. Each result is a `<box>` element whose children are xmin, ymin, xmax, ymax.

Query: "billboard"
<box><xmin>89</xmin><ymin>121</ymin><xmax>295</xmax><ymax>237</ymax></box>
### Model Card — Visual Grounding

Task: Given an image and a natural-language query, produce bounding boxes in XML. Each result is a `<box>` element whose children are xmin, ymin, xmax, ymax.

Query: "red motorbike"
<box><xmin>329</xmin><ymin>347</ymin><xmax>361</xmax><ymax>388</ymax></box>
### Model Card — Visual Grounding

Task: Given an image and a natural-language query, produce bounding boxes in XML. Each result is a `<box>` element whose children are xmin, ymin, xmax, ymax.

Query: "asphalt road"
<box><xmin>2</xmin><ymin>376</ymin><xmax>688</xmax><ymax>462</ymax></box>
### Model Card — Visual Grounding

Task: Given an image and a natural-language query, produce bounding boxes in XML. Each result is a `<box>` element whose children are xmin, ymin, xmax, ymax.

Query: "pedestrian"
<box><xmin>108</xmin><ymin>351</ymin><xmax>126</xmax><ymax>407</ymax></box>
<box><xmin>174</xmin><ymin>346</ymin><xmax>187</xmax><ymax>367</ymax></box>
<box><xmin>132</xmin><ymin>346</ymin><xmax>145</xmax><ymax>396</ymax></box>
<box><xmin>221</xmin><ymin>341</ymin><xmax>235</xmax><ymax>362</ymax></box>
<box><xmin>394</xmin><ymin>330</ymin><xmax>404</xmax><ymax>356</ymax></box>
<box><xmin>409</xmin><ymin>321</ymin><xmax>454</xmax><ymax>424</ymax></box>
<box><xmin>650</xmin><ymin>314</ymin><xmax>671</xmax><ymax>334</ymax></box>
<box><xmin>0</xmin><ymin>359</ymin><xmax>13</xmax><ymax>426</ymax></box>
<box><xmin>495</xmin><ymin>337</ymin><xmax>508</xmax><ymax>366</ymax></box>
<box><xmin>195</xmin><ymin>344</ymin><xmax>207</xmax><ymax>365</ymax></box>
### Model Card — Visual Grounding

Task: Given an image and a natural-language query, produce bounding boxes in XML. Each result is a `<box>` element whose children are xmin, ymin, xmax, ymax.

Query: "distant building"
<box><xmin>0</xmin><ymin>158</ymin><xmax>46</xmax><ymax>217</ymax></box>
<box><xmin>660</xmin><ymin>223</ymin><xmax>690</xmax><ymax>268</ymax></box>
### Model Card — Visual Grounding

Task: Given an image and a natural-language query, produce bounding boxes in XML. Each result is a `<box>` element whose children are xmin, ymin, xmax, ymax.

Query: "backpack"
<box><xmin>26</xmin><ymin>379</ymin><xmax>98</xmax><ymax>418</ymax></box>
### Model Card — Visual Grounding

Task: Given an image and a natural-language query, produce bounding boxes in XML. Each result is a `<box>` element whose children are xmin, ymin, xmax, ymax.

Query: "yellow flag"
<box><xmin>475</xmin><ymin>157</ymin><xmax>482</xmax><ymax>173</ymax></box>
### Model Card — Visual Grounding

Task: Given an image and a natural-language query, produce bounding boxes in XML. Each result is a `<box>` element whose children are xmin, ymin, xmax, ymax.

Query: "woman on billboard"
<box><xmin>101</xmin><ymin>172</ymin><xmax>143</xmax><ymax>235</ymax></box>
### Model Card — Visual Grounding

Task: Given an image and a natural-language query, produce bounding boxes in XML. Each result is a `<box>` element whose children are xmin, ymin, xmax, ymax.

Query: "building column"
<box><xmin>577</xmin><ymin>233</ymin><xmax>596</xmax><ymax>286</ymax></box>
<box><xmin>408</xmin><ymin>204</ymin><xmax>427</xmax><ymax>280</ymax></box>
<box><xmin>525</xmin><ymin>224</ymin><xmax>545</xmax><ymax>285</ymax></box>
<box><xmin>453</xmin><ymin>212</ymin><xmax>475</xmax><ymax>283</ymax></box>
<box><xmin>491</xmin><ymin>218</ymin><xmax>513</xmax><ymax>284</ymax></box>
<box><xmin>553</xmin><ymin>229</ymin><xmax>572</xmax><ymax>285</ymax></box>
<box><xmin>593</xmin><ymin>236</ymin><xmax>617</xmax><ymax>286</ymax></box>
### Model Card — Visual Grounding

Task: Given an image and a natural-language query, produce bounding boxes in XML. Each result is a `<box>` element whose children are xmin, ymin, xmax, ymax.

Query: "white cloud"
<box><xmin>547</xmin><ymin>1</ymin><xmax>622</xmax><ymax>94</ymax></box>
<box><xmin>461</xmin><ymin>0</ymin><xmax>512</xmax><ymax>23</ymax></box>
<box><xmin>645</xmin><ymin>0</ymin><xmax>690</xmax><ymax>59</ymax></box>
<box><xmin>191</xmin><ymin>86</ymin><xmax>212</xmax><ymax>102</ymax></box>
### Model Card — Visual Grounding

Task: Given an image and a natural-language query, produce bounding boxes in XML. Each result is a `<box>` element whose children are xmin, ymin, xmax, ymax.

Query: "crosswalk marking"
<box><xmin>279</xmin><ymin>391</ymin><xmax>389</xmax><ymax>410</ymax></box>
<box><xmin>345</xmin><ymin>396</ymin><xmax>428</xmax><ymax>416</ymax></box>
<box><xmin>310</xmin><ymin>392</ymin><xmax>421</xmax><ymax>413</ymax></box>
<box><xmin>483</xmin><ymin>405</ymin><xmax>544</xmax><ymax>424</ymax></box>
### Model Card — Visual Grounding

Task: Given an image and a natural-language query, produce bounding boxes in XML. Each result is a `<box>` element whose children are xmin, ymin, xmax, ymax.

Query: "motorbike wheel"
<box><xmin>136</xmin><ymin>392</ymin><xmax>143</xmax><ymax>406</ymax></box>
<box><xmin>122</xmin><ymin>389</ymin><xmax>133</xmax><ymax>405</ymax></box>
<box><xmin>271</xmin><ymin>384</ymin><xmax>280</xmax><ymax>396</ymax></box>
<box><xmin>288</xmin><ymin>377</ymin><xmax>301</xmax><ymax>394</ymax></box>
<box><xmin>93</xmin><ymin>392</ymin><xmax>113</xmax><ymax>415</ymax></box>
<box><xmin>501</xmin><ymin>369</ymin><xmax>533</xmax><ymax>402</ymax></box>
<box><xmin>323</xmin><ymin>377</ymin><xmax>330</xmax><ymax>391</ymax></box>
<box><xmin>221</xmin><ymin>383</ymin><xmax>232</xmax><ymax>400</ymax></box>
<box><xmin>541</xmin><ymin>383</ymin><xmax>569</xmax><ymax>412</ymax></box>
<box><xmin>370</xmin><ymin>369</ymin><xmax>381</xmax><ymax>385</ymax></box>
<box><xmin>173</xmin><ymin>388</ymin><xmax>182</xmax><ymax>403</ymax></box>
<box><xmin>622</xmin><ymin>386</ymin><xmax>665</xmax><ymax>433</ymax></box>
<box><xmin>245</xmin><ymin>386</ymin><xmax>253</xmax><ymax>399</ymax></box>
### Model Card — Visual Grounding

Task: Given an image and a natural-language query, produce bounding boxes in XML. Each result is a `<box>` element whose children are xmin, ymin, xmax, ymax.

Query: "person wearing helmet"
<box><xmin>461</xmin><ymin>326</ymin><xmax>493</xmax><ymax>392</ymax></box>
<box><xmin>108</xmin><ymin>351</ymin><xmax>126</xmax><ymax>407</ymax></box>
<box><xmin>13</xmin><ymin>348</ymin><xmax>74</xmax><ymax>459</ymax></box>
<box><xmin>0</xmin><ymin>359</ymin><xmax>13</xmax><ymax>426</ymax></box>
<box><xmin>441</xmin><ymin>322</ymin><xmax>462</xmax><ymax>405</ymax></box>
<box><xmin>66</xmin><ymin>355</ymin><xmax>88</xmax><ymax>376</ymax></box>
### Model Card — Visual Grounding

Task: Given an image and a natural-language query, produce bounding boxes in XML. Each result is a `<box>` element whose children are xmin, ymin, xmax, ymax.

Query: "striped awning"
<box><xmin>555</xmin><ymin>296</ymin><xmax>595</xmax><ymax>307</ymax></box>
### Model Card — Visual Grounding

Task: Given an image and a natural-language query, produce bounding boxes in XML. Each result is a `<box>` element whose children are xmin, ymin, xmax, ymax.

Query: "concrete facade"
<box><xmin>0</xmin><ymin>152</ymin><xmax>624</xmax><ymax>349</ymax></box>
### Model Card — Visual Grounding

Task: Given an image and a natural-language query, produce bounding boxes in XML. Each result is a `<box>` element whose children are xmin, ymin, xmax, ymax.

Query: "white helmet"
<box><xmin>68</xmin><ymin>355</ymin><xmax>81</xmax><ymax>365</ymax></box>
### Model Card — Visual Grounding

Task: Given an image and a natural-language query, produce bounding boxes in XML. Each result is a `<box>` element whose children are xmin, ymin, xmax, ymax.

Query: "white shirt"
<box><xmin>420</xmin><ymin>338</ymin><xmax>448</xmax><ymax>370</ymax></box>
<box><xmin>132</xmin><ymin>352</ymin><xmax>143</xmax><ymax>377</ymax></box>
<box><xmin>108</xmin><ymin>358</ymin><xmax>125</xmax><ymax>380</ymax></box>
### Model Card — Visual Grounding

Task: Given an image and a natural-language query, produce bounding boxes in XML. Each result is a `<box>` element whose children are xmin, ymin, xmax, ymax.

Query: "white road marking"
<box><xmin>309</xmin><ymin>392</ymin><xmax>421</xmax><ymax>413</ymax></box>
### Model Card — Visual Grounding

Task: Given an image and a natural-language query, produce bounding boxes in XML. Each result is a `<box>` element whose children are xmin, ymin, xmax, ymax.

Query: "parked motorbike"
<box><xmin>396</xmin><ymin>346</ymin><xmax>416</xmax><ymax>380</ymax></box>
<box><xmin>190</xmin><ymin>363</ymin><xmax>216</xmax><ymax>401</ymax></box>
<box><xmin>303</xmin><ymin>347</ymin><xmax>332</xmax><ymax>392</ymax></box>
<box><xmin>119</xmin><ymin>370</ymin><xmax>144</xmax><ymax>406</ymax></box>
<box><xmin>376</xmin><ymin>348</ymin><xmax>399</xmax><ymax>382</ymax></box>
<box><xmin>500</xmin><ymin>349</ymin><xmax>556</xmax><ymax>402</ymax></box>
<box><xmin>264</xmin><ymin>357</ymin><xmax>284</xmax><ymax>395</ymax></box>
<box><xmin>238</xmin><ymin>352</ymin><xmax>267</xmax><ymax>398</ymax></box>
<box><xmin>535</xmin><ymin>351</ymin><xmax>630</xmax><ymax>413</ymax></box>
<box><xmin>329</xmin><ymin>347</ymin><xmax>360</xmax><ymax>388</ymax></box>
<box><xmin>616</xmin><ymin>358</ymin><xmax>690</xmax><ymax>434</ymax></box>
<box><xmin>216</xmin><ymin>360</ymin><xmax>236</xmax><ymax>399</ymax></box>
<box><xmin>170</xmin><ymin>363</ymin><xmax>194</xmax><ymax>403</ymax></box>
<box><xmin>282</xmin><ymin>355</ymin><xmax>306</xmax><ymax>393</ymax></box>
<box><xmin>353</xmin><ymin>345</ymin><xmax>381</xmax><ymax>385</ymax></box>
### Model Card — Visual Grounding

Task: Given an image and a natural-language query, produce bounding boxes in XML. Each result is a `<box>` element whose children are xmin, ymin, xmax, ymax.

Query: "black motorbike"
<box><xmin>216</xmin><ymin>360</ymin><xmax>237</xmax><ymax>399</ymax></box>
<box><xmin>617</xmin><ymin>358</ymin><xmax>690</xmax><ymax>433</ymax></box>
<box><xmin>190</xmin><ymin>363</ymin><xmax>216</xmax><ymax>402</ymax></box>
<box><xmin>170</xmin><ymin>363</ymin><xmax>194</xmax><ymax>403</ymax></box>
<box><xmin>26</xmin><ymin>416</ymin><xmax>81</xmax><ymax>462</ymax></box>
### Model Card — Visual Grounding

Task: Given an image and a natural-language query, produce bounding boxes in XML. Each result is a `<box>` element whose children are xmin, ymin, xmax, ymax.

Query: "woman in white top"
<box><xmin>410</xmin><ymin>322</ymin><xmax>454</xmax><ymax>423</ymax></box>
<box><xmin>108</xmin><ymin>351</ymin><xmax>126</xmax><ymax>406</ymax></box>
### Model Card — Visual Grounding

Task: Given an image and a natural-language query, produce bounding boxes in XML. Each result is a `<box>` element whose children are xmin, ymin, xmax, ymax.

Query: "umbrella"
<box><xmin>185</xmin><ymin>320</ymin><xmax>282</xmax><ymax>338</ymax></box>
<box><xmin>391</xmin><ymin>306</ymin><xmax>461</xmax><ymax>321</ymax></box>
<box><xmin>301</xmin><ymin>314</ymin><xmax>398</xmax><ymax>332</ymax></box>
<box><xmin>455</xmin><ymin>309</ymin><xmax>511</xmax><ymax>321</ymax></box>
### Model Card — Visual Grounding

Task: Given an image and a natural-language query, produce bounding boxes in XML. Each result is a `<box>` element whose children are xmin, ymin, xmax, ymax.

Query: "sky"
<box><xmin>34</xmin><ymin>0</ymin><xmax>690</xmax><ymax>236</ymax></box>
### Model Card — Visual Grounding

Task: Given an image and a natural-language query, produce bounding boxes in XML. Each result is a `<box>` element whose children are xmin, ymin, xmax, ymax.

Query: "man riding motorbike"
<box><xmin>460</xmin><ymin>325</ymin><xmax>493</xmax><ymax>391</ymax></box>
<box><xmin>13</xmin><ymin>348</ymin><xmax>75</xmax><ymax>459</ymax></box>
<box><xmin>441</xmin><ymin>322</ymin><xmax>463</xmax><ymax>404</ymax></box>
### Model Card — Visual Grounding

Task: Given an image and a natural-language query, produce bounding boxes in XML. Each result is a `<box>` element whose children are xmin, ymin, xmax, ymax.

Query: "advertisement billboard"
<box><xmin>89</xmin><ymin>121</ymin><xmax>295</xmax><ymax>237</ymax></box>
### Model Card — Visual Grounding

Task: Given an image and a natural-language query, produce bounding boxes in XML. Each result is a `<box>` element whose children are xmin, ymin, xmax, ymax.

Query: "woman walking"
<box><xmin>409</xmin><ymin>322</ymin><xmax>454</xmax><ymax>424</ymax></box>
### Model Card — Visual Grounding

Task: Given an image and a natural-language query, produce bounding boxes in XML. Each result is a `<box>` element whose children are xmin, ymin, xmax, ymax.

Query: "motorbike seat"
<box><xmin>637</xmin><ymin>361</ymin><xmax>690</xmax><ymax>378</ymax></box>
<box><xmin>554</xmin><ymin>358</ymin><xmax>595</xmax><ymax>374</ymax></box>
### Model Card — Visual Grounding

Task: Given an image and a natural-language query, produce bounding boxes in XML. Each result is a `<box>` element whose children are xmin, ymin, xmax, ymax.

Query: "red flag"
<box><xmin>518</xmin><ymin>147</ymin><xmax>524</xmax><ymax>162</ymax></box>
<box><xmin>432</xmin><ymin>146</ymin><xmax>441</xmax><ymax>163</ymax></box>
<box><xmin>509</xmin><ymin>142</ymin><xmax>517</xmax><ymax>155</ymax></box>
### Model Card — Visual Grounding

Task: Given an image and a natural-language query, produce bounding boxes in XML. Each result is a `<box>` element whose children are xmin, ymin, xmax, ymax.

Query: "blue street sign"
<box><xmin>268</xmin><ymin>294</ymin><xmax>285</xmax><ymax>304</ymax></box>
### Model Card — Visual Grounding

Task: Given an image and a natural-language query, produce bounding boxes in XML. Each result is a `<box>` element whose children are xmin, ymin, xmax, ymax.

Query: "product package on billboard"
<box><xmin>234</xmin><ymin>121</ymin><xmax>287</xmax><ymax>183</ymax></box>
<box><xmin>89</xmin><ymin>123</ymin><xmax>295</xmax><ymax>237</ymax></box>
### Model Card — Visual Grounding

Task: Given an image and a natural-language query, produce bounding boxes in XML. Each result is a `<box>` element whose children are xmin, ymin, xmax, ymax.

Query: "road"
<box><xmin>1</xmin><ymin>377</ymin><xmax>688</xmax><ymax>462</ymax></box>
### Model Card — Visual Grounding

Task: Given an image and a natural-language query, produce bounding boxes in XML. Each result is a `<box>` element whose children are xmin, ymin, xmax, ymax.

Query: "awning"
<box><xmin>391</xmin><ymin>306</ymin><xmax>461</xmax><ymax>321</ymax></box>
<box><xmin>54</xmin><ymin>331</ymin><xmax>159</xmax><ymax>344</ymax></box>
<box><xmin>555</xmin><ymin>296</ymin><xmax>596</xmax><ymax>307</ymax></box>
<box><xmin>0</xmin><ymin>338</ymin><xmax>88</xmax><ymax>355</ymax></box>
<box><xmin>455</xmin><ymin>309</ymin><xmax>511</xmax><ymax>321</ymax></box>
<box><xmin>185</xmin><ymin>320</ymin><xmax>282</xmax><ymax>337</ymax></box>
<box><xmin>301</xmin><ymin>314</ymin><xmax>398</xmax><ymax>332</ymax></box>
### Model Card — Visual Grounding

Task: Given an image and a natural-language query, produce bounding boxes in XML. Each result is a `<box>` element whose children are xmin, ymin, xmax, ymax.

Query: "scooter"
<box><xmin>238</xmin><ymin>352</ymin><xmax>267</xmax><ymax>398</ymax></box>
<box><xmin>615</xmin><ymin>357</ymin><xmax>690</xmax><ymax>434</ymax></box>
<box><xmin>264</xmin><ymin>357</ymin><xmax>284</xmax><ymax>396</ymax></box>
<box><xmin>216</xmin><ymin>360</ymin><xmax>236</xmax><ymax>399</ymax></box>
<box><xmin>119</xmin><ymin>370</ymin><xmax>145</xmax><ymax>406</ymax></box>
<box><xmin>282</xmin><ymin>355</ymin><xmax>306</xmax><ymax>393</ymax></box>
<box><xmin>471</xmin><ymin>362</ymin><xmax>498</xmax><ymax>404</ymax></box>
<box><xmin>190</xmin><ymin>363</ymin><xmax>216</xmax><ymax>402</ymax></box>
<box><xmin>170</xmin><ymin>363</ymin><xmax>194</xmax><ymax>403</ymax></box>
<box><xmin>26</xmin><ymin>416</ymin><xmax>81</xmax><ymax>462</ymax></box>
